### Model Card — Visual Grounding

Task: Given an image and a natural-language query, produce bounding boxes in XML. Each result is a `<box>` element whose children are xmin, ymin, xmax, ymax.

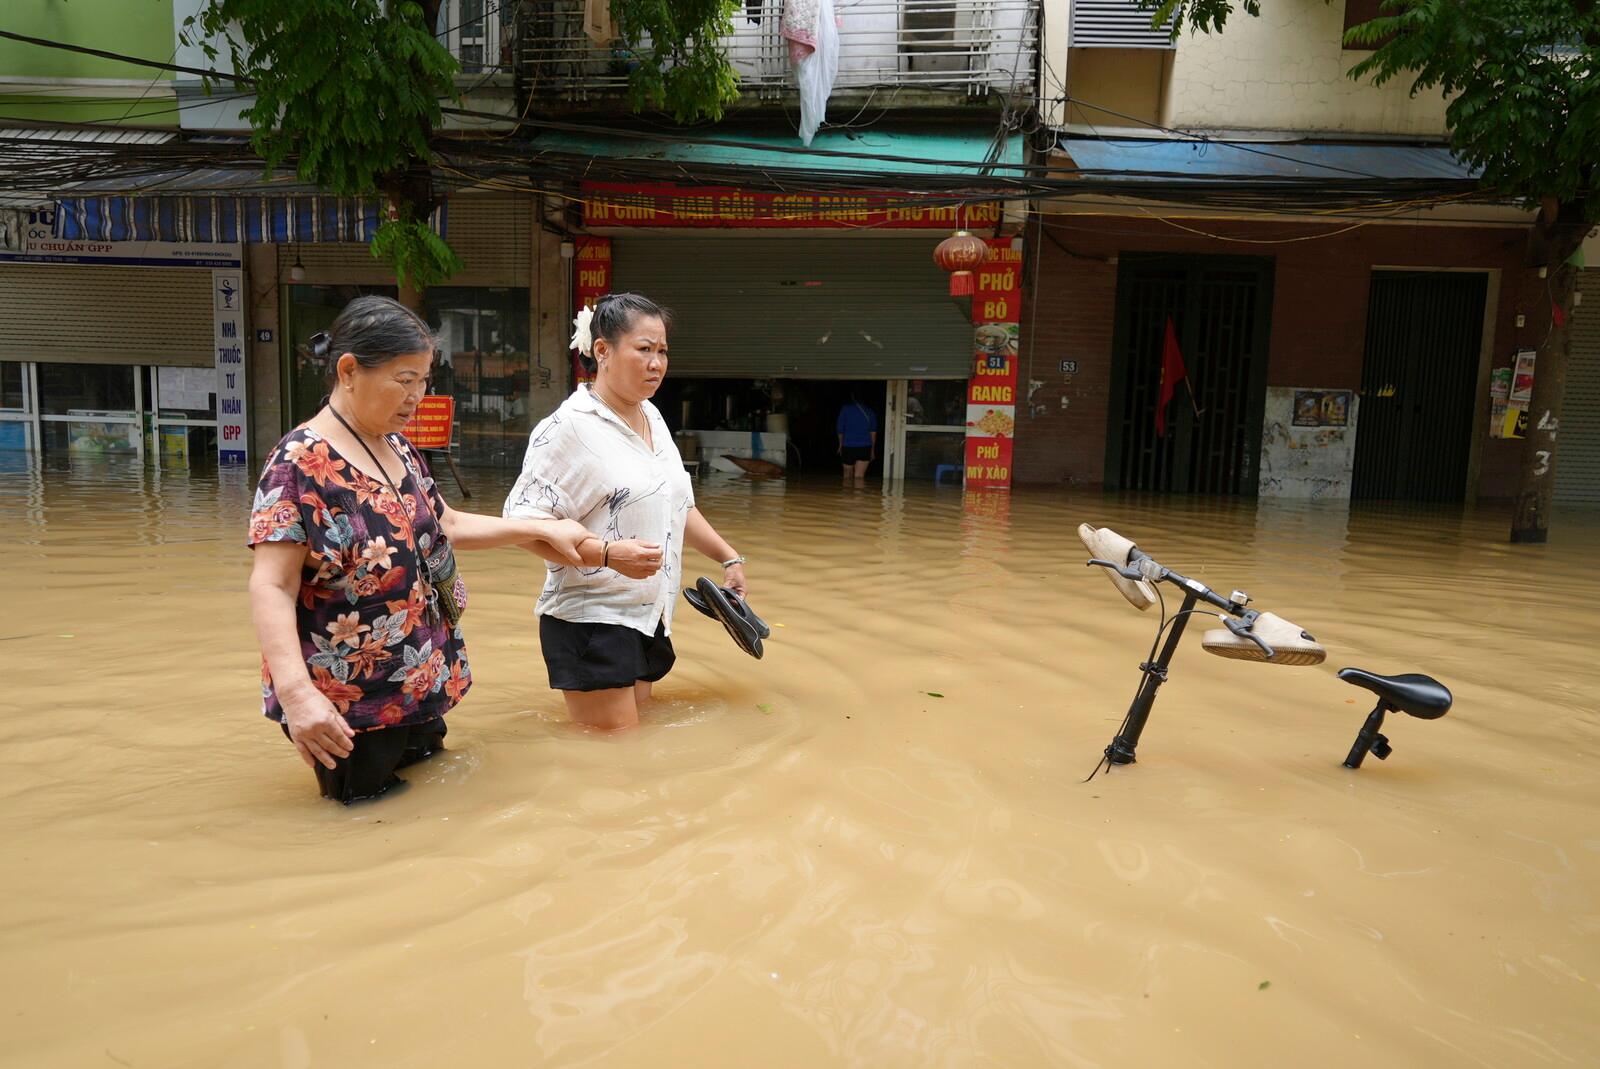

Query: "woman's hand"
<box><xmin>528</xmin><ymin>517</ymin><xmax>593</xmax><ymax>566</ymax></box>
<box><xmin>279</xmin><ymin>685</ymin><xmax>355</xmax><ymax>770</ymax></box>
<box><xmin>722</xmin><ymin>562</ymin><xmax>749</xmax><ymax>598</ymax></box>
<box><xmin>605</xmin><ymin>539</ymin><xmax>664</xmax><ymax>580</ymax></box>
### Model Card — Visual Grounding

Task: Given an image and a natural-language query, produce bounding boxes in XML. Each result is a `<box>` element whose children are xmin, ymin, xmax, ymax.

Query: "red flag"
<box><xmin>1156</xmin><ymin>315</ymin><xmax>1189</xmax><ymax>436</ymax></box>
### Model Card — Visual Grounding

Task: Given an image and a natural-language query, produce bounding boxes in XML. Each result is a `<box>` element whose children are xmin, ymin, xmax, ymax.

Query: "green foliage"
<box><xmin>613</xmin><ymin>0</ymin><xmax>741</xmax><ymax>123</ymax></box>
<box><xmin>184</xmin><ymin>0</ymin><xmax>744</xmax><ymax>288</ymax></box>
<box><xmin>1138</xmin><ymin>0</ymin><xmax>1264</xmax><ymax>36</ymax></box>
<box><xmin>1346</xmin><ymin>1</ymin><xmax>1598</xmax><ymax>220</ymax></box>
<box><xmin>369</xmin><ymin>217</ymin><xmax>463</xmax><ymax>292</ymax></box>
<box><xmin>185</xmin><ymin>0</ymin><xmax>460</xmax><ymax>286</ymax></box>
<box><xmin>183</xmin><ymin>1</ymin><xmax>457</xmax><ymax>198</ymax></box>
<box><xmin>1140</xmin><ymin>1</ymin><xmax>1599</xmax><ymax>224</ymax></box>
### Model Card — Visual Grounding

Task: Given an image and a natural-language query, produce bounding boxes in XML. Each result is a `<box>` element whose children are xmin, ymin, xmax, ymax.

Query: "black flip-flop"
<box><xmin>683</xmin><ymin>576</ymin><xmax>769</xmax><ymax>658</ymax></box>
<box><xmin>683</xmin><ymin>578</ymin><xmax>769</xmax><ymax>634</ymax></box>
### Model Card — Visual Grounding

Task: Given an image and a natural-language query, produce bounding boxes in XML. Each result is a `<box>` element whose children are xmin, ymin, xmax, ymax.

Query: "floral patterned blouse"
<box><xmin>248</xmin><ymin>426</ymin><xmax>470</xmax><ymax>731</ymax></box>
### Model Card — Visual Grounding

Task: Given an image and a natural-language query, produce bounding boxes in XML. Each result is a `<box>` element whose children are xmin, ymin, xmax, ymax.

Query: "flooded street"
<box><xmin>2</xmin><ymin>457</ymin><xmax>1598</xmax><ymax>1068</ymax></box>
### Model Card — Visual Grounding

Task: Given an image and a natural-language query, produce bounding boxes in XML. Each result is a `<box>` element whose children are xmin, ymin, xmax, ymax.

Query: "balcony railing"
<box><xmin>516</xmin><ymin>0</ymin><xmax>1038</xmax><ymax>105</ymax></box>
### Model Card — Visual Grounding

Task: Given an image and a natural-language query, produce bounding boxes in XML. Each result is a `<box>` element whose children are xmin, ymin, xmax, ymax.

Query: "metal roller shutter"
<box><xmin>1555</xmin><ymin>271</ymin><xmax>1600</xmax><ymax>504</ymax></box>
<box><xmin>612</xmin><ymin>236</ymin><xmax>974</xmax><ymax>379</ymax></box>
<box><xmin>275</xmin><ymin>196</ymin><xmax>532</xmax><ymax>287</ymax></box>
<box><xmin>0</xmin><ymin>264</ymin><xmax>213</xmax><ymax>367</ymax></box>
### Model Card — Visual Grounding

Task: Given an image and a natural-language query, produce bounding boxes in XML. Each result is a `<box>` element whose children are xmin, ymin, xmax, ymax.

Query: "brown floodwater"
<box><xmin>2</xmin><ymin>453</ymin><xmax>1598</xmax><ymax>1068</ymax></box>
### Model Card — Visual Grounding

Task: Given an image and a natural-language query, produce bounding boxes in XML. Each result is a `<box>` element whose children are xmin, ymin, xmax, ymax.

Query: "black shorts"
<box><xmin>840</xmin><ymin>445</ymin><xmax>872</xmax><ymax>464</ymax></box>
<box><xmin>281</xmin><ymin>717</ymin><xmax>446</xmax><ymax>804</ymax></box>
<box><xmin>539</xmin><ymin>615</ymin><xmax>676</xmax><ymax>692</ymax></box>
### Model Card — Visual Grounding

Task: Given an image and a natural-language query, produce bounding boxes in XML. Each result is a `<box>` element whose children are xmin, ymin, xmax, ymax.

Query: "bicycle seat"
<box><xmin>1338</xmin><ymin>668</ymin><xmax>1452</xmax><ymax>720</ymax></box>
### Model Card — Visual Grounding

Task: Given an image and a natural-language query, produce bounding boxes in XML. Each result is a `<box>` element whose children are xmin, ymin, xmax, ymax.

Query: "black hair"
<box><xmin>310</xmin><ymin>295</ymin><xmax>435</xmax><ymax>380</ymax></box>
<box><xmin>584</xmin><ymin>292</ymin><xmax>671</xmax><ymax>372</ymax></box>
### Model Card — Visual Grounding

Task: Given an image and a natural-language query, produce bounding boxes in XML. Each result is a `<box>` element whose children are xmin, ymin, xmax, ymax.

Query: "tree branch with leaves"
<box><xmin>186</xmin><ymin>0</ymin><xmax>742</xmax><ymax>306</ymax></box>
<box><xmin>185</xmin><ymin>0</ymin><xmax>462</xmax><ymax>300</ymax></box>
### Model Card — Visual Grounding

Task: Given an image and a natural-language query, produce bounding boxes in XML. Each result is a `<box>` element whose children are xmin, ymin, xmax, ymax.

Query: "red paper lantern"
<box><xmin>933</xmin><ymin>230</ymin><xmax>990</xmax><ymax>297</ymax></box>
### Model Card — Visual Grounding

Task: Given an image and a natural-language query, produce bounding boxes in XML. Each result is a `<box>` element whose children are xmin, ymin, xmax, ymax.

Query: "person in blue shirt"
<box><xmin>836</xmin><ymin>393</ymin><xmax>878</xmax><ymax>484</ymax></box>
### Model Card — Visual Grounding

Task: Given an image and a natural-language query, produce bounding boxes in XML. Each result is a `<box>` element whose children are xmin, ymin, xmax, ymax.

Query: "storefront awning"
<box><xmin>525</xmin><ymin>125</ymin><xmax>1029</xmax><ymax>180</ymax></box>
<box><xmin>1054</xmin><ymin>135</ymin><xmax>1480</xmax><ymax>185</ymax></box>
<box><xmin>53</xmin><ymin>192</ymin><xmax>447</xmax><ymax>244</ymax></box>
<box><xmin>49</xmin><ymin>168</ymin><xmax>447</xmax><ymax>244</ymax></box>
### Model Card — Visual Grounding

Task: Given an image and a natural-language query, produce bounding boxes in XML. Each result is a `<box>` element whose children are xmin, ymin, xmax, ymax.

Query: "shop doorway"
<box><xmin>1351</xmin><ymin>271</ymin><xmax>1488</xmax><ymax>502</ymax></box>
<box><xmin>1106</xmin><ymin>256</ymin><xmax>1274</xmax><ymax>494</ymax></box>
<box><xmin>653</xmin><ymin>377</ymin><xmax>890</xmax><ymax>479</ymax></box>
<box><xmin>0</xmin><ymin>360</ymin><xmax>222</xmax><ymax>464</ymax></box>
<box><xmin>650</xmin><ymin>376</ymin><xmax>969</xmax><ymax>482</ymax></box>
<box><xmin>888</xmin><ymin>378</ymin><xmax>968</xmax><ymax>483</ymax></box>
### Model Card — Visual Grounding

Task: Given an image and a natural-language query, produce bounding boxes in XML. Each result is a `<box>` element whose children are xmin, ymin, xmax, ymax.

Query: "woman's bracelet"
<box><xmin>721</xmin><ymin>555</ymin><xmax>746</xmax><ymax>568</ymax></box>
<box><xmin>602</xmin><ymin>541</ymin><xmax>611</xmax><ymax>568</ymax></box>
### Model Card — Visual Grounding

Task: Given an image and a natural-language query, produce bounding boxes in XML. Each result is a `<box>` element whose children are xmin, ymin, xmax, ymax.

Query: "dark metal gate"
<box><xmin>1352</xmin><ymin>271</ymin><xmax>1487</xmax><ymax>502</ymax></box>
<box><xmin>1106</xmin><ymin>257</ymin><xmax>1274</xmax><ymax>494</ymax></box>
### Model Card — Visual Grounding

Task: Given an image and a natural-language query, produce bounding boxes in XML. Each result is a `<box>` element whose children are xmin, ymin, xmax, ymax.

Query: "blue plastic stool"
<box><xmin>933</xmin><ymin>464</ymin><xmax>962</xmax><ymax>486</ymax></box>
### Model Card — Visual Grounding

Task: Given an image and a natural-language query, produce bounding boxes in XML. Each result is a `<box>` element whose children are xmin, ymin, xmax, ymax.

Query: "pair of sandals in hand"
<box><xmin>682</xmin><ymin>576</ymin><xmax>771</xmax><ymax>659</ymax></box>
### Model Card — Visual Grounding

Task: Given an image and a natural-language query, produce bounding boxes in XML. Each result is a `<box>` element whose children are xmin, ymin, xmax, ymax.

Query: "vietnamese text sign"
<box><xmin>213</xmin><ymin>270</ymin><xmax>248</xmax><ymax>465</ymax></box>
<box><xmin>582</xmin><ymin>183</ymin><xmax>1002</xmax><ymax>230</ymax></box>
<box><xmin>403</xmin><ymin>396</ymin><xmax>456</xmax><ymax>450</ymax></box>
<box><xmin>964</xmin><ymin>238</ymin><xmax>1023</xmax><ymax>490</ymax></box>
<box><xmin>2</xmin><ymin>207</ymin><xmax>241</xmax><ymax>267</ymax></box>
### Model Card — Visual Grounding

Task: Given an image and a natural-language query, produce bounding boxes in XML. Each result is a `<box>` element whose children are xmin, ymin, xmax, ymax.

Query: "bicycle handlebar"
<box><xmin>1083</xmin><ymin>525</ymin><xmax>1325</xmax><ymax>667</ymax></box>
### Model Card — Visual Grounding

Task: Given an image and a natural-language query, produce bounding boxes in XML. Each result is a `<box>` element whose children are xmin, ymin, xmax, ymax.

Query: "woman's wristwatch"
<box><xmin>721</xmin><ymin>555</ymin><xmax>746</xmax><ymax>568</ymax></box>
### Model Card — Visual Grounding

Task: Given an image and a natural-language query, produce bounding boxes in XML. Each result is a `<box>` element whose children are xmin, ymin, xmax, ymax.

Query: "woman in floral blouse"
<box><xmin>248</xmin><ymin>296</ymin><xmax>591</xmax><ymax>803</ymax></box>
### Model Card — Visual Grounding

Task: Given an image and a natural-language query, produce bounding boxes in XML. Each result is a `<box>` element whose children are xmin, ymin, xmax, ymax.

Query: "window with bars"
<box><xmin>440</xmin><ymin>0</ymin><xmax>504</xmax><ymax>73</ymax></box>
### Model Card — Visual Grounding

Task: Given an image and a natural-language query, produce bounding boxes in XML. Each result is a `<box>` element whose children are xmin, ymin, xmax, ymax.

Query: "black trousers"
<box><xmin>282</xmin><ymin>718</ymin><xmax>447</xmax><ymax>804</ymax></box>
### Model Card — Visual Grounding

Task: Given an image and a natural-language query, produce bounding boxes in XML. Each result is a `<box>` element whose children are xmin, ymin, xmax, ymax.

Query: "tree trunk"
<box><xmin>1508</xmin><ymin>259</ymin><xmax>1578</xmax><ymax>543</ymax></box>
<box><xmin>392</xmin><ymin>0</ymin><xmax>442</xmax><ymax>320</ymax></box>
<box><xmin>397</xmin><ymin>276</ymin><xmax>426</xmax><ymax>315</ymax></box>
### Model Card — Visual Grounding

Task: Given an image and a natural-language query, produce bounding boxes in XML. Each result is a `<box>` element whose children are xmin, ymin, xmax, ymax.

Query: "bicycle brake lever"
<box><xmin>1224</xmin><ymin>614</ymin><xmax>1277</xmax><ymax>659</ymax></box>
<box><xmin>1086</xmin><ymin>558</ymin><xmax>1145</xmax><ymax>582</ymax></box>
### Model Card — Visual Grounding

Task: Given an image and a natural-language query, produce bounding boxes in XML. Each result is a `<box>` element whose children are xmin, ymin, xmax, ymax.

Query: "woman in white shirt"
<box><xmin>503</xmin><ymin>293</ymin><xmax>750</xmax><ymax>730</ymax></box>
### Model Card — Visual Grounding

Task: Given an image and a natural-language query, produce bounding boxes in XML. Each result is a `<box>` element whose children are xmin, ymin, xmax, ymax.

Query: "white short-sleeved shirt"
<box><xmin>503</xmin><ymin>385</ymin><xmax>695</xmax><ymax>636</ymax></box>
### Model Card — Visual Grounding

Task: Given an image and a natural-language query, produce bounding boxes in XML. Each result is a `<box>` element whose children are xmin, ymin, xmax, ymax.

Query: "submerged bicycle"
<box><xmin>1078</xmin><ymin>525</ymin><xmax>1451</xmax><ymax>775</ymax></box>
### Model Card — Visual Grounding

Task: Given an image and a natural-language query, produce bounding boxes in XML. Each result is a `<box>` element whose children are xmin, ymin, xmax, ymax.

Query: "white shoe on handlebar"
<box><xmin>1202</xmin><ymin>612</ymin><xmax>1326</xmax><ymax>666</ymax></box>
<box><xmin>1077</xmin><ymin>524</ymin><xmax>1157</xmax><ymax>611</ymax></box>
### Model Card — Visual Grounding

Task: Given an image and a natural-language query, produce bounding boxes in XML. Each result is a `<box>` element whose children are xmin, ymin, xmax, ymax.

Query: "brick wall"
<box><xmin>1014</xmin><ymin>213</ymin><xmax>1535</xmax><ymax>498</ymax></box>
<box><xmin>1012</xmin><ymin>229</ymin><xmax>1118</xmax><ymax>487</ymax></box>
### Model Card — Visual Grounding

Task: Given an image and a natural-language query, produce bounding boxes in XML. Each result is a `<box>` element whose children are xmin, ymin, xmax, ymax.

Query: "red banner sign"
<box><xmin>582</xmin><ymin>182</ymin><xmax>1002</xmax><ymax>230</ymax></box>
<box><xmin>572</xmin><ymin>235</ymin><xmax>612</xmax><ymax>385</ymax></box>
<box><xmin>402</xmin><ymin>395</ymin><xmax>455</xmax><ymax>450</ymax></box>
<box><xmin>964</xmin><ymin>238</ymin><xmax>1023</xmax><ymax>490</ymax></box>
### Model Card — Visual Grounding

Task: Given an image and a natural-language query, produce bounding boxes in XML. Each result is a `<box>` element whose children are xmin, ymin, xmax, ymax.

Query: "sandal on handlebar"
<box><xmin>1201</xmin><ymin>612</ymin><xmax>1326</xmax><ymax>666</ymax></box>
<box><xmin>1077</xmin><ymin>524</ymin><xmax>1157</xmax><ymax>611</ymax></box>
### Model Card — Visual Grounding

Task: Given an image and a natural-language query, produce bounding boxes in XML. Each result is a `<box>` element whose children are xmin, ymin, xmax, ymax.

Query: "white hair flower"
<box><xmin>570</xmin><ymin>305</ymin><xmax>596</xmax><ymax>357</ymax></box>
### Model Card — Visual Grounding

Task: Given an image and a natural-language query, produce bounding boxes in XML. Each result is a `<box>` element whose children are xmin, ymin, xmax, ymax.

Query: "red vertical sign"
<box><xmin>572</xmin><ymin>236</ymin><xmax>612</xmax><ymax>386</ymax></box>
<box><xmin>964</xmin><ymin>239</ymin><xmax>1022</xmax><ymax>489</ymax></box>
<box><xmin>401</xmin><ymin>396</ymin><xmax>455</xmax><ymax>450</ymax></box>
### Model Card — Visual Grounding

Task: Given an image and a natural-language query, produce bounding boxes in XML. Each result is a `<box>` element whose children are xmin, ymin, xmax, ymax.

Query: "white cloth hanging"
<box><xmin>782</xmin><ymin>0</ymin><xmax>839</xmax><ymax>146</ymax></box>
